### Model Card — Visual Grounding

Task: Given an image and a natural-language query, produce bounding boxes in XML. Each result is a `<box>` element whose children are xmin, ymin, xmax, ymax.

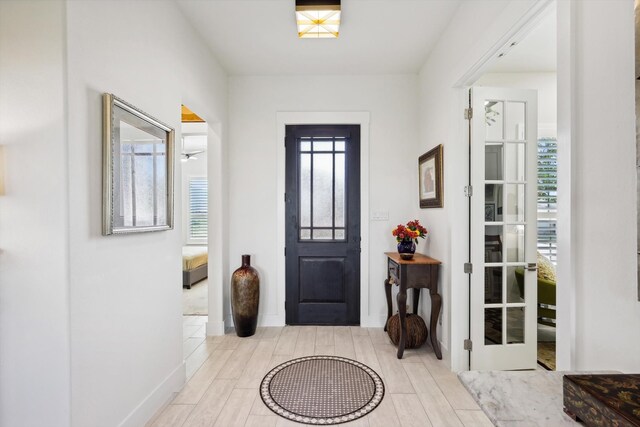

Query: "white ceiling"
<box><xmin>176</xmin><ymin>0</ymin><xmax>461</xmax><ymax>75</ymax></box>
<box><xmin>486</xmin><ymin>8</ymin><xmax>557</xmax><ymax>73</ymax></box>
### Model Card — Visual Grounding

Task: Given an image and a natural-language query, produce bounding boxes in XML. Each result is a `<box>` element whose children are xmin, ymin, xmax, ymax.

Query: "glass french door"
<box><xmin>470</xmin><ymin>87</ymin><xmax>538</xmax><ymax>370</ymax></box>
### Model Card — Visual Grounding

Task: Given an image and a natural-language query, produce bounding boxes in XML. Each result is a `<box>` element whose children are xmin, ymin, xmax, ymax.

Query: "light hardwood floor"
<box><xmin>147</xmin><ymin>316</ymin><xmax>494</xmax><ymax>427</ymax></box>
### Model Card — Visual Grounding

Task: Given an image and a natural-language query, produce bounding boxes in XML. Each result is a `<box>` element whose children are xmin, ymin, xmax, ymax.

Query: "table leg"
<box><xmin>413</xmin><ymin>288</ymin><xmax>420</xmax><ymax>314</ymax></box>
<box><xmin>429</xmin><ymin>266</ymin><xmax>442</xmax><ymax>360</ymax></box>
<box><xmin>396</xmin><ymin>286</ymin><xmax>407</xmax><ymax>359</ymax></box>
<box><xmin>384</xmin><ymin>278</ymin><xmax>392</xmax><ymax>332</ymax></box>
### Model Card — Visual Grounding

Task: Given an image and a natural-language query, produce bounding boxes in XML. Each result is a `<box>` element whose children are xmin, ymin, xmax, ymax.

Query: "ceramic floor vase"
<box><xmin>231</xmin><ymin>254</ymin><xmax>260</xmax><ymax>337</ymax></box>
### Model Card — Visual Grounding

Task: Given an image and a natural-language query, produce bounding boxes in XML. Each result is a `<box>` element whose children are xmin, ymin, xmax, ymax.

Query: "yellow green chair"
<box><xmin>515</xmin><ymin>256</ymin><xmax>556</xmax><ymax>327</ymax></box>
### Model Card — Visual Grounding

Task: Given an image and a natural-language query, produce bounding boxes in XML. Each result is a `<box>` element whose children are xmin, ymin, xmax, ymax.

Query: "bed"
<box><xmin>182</xmin><ymin>246</ymin><xmax>208</xmax><ymax>289</ymax></box>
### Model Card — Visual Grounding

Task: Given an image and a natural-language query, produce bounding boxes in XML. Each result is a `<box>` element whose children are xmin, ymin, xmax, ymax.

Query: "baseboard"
<box><xmin>206</xmin><ymin>319</ymin><xmax>225</xmax><ymax>336</ymax></box>
<box><xmin>225</xmin><ymin>313</ymin><xmax>284</xmax><ymax>328</ymax></box>
<box><xmin>117</xmin><ymin>362</ymin><xmax>185</xmax><ymax>427</ymax></box>
<box><xmin>360</xmin><ymin>315</ymin><xmax>387</xmax><ymax>328</ymax></box>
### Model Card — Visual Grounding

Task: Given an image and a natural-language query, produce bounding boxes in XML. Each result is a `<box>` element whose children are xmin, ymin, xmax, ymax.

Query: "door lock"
<box><xmin>526</xmin><ymin>263</ymin><xmax>537</xmax><ymax>271</ymax></box>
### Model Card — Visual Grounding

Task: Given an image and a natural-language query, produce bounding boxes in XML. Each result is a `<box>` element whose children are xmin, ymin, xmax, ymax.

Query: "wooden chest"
<box><xmin>563</xmin><ymin>374</ymin><xmax>640</xmax><ymax>426</ymax></box>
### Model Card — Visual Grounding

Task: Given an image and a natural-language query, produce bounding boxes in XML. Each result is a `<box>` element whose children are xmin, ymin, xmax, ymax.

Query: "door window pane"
<box><xmin>485</xmin><ymin>308</ymin><xmax>503</xmax><ymax>345</ymax></box>
<box><xmin>505</xmin><ymin>143</ymin><xmax>526</xmax><ymax>182</ymax></box>
<box><xmin>506</xmin><ymin>102</ymin><xmax>526</xmax><ymax>140</ymax></box>
<box><xmin>505</xmin><ymin>225</ymin><xmax>525</xmax><ymax>262</ymax></box>
<box><xmin>507</xmin><ymin>266</ymin><xmax>525</xmax><ymax>303</ymax></box>
<box><xmin>485</xmin><ymin>101</ymin><xmax>504</xmax><ymax>141</ymax></box>
<box><xmin>300</xmin><ymin>153</ymin><xmax>311</xmax><ymax>227</ymax></box>
<box><xmin>312</xmin><ymin>153</ymin><xmax>333</xmax><ymax>227</ymax></box>
<box><xmin>335</xmin><ymin>153</ymin><xmax>345</xmax><ymax>227</ymax></box>
<box><xmin>485</xmin><ymin>184</ymin><xmax>503</xmax><ymax>222</ymax></box>
<box><xmin>507</xmin><ymin>307</ymin><xmax>525</xmax><ymax>344</ymax></box>
<box><xmin>485</xmin><ymin>266</ymin><xmax>502</xmax><ymax>304</ymax></box>
<box><xmin>506</xmin><ymin>184</ymin><xmax>526</xmax><ymax>222</ymax></box>
<box><xmin>485</xmin><ymin>145</ymin><xmax>503</xmax><ymax>180</ymax></box>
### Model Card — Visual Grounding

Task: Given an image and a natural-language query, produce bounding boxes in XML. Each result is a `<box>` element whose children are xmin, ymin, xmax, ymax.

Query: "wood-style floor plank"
<box><xmin>390</xmin><ymin>393</ymin><xmax>433</xmax><ymax>427</ymax></box>
<box><xmin>148</xmin><ymin>404</ymin><xmax>194</xmax><ymax>427</ymax></box>
<box><xmin>334</xmin><ymin>326</ymin><xmax>356</xmax><ymax>359</ymax></box>
<box><xmin>274</xmin><ymin>326</ymin><xmax>300</xmax><ymax>355</ymax></box>
<box><xmin>150</xmin><ymin>321</ymin><xmax>485</xmax><ymax>427</ymax></box>
<box><xmin>373</xmin><ymin>345</ymin><xmax>415</xmax><ymax>394</ymax></box>
<box><xmin>182</xmin><ymin>379</ymin><xmax>236</xmax><ymax>427</ymax></box>
<box><xmin>236</xmin><ymin>339</ymin><xmax>277</xmax><ymax>389</ymax></box>
<box><xmin>404</xmin><ymin>363</ymin><xmax>464</xmax><ymax>427</ymax></box>
<box><xmin>455</xmin><ymin>409</ymin><xmax>494</xmax><ymax>427</ymax></box>
<box><xmin>172</xmin><ymin>349</ymin><xmax>234</xmax><ymax>404</ymax></box>
<box><xmin>216</xmin><ymin>339</ymin><xmax>260</xmax><ymax>379</ymax></box>
<box><xmin>293</xmin><ymin>326</ymin><xmax>317</xmax><ymax>357</ymax></box>
<box><xmin>213</xmin><ymin>388</ymin><xmax>257</xmax><ymax>427</ymax></box>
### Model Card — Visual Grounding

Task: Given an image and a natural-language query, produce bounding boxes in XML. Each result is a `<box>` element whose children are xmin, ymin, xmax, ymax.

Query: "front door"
<box><xmin>470</xmin><ymin>87</ymin><xmax>538</xmax><ymax>370</ymax></box>
<box><xmin>285</xmin><ymin>125</ymin><xmax>361</xmax><ymax>325</ymax></box>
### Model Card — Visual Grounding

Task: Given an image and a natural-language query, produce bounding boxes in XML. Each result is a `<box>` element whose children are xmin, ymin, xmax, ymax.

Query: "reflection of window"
<box><xmin>188</xmin><ymin>177</ymin><xmax>208</xmax><ymax>242</ymax></box>
<box><xmin>537</xmin><ymin>138</ymin><xmax>557</xmax><ymax>263</ymax></box>
<box><xmin>119</xmin><ymin>129</ymin><xmax>166</xmax><ymax>227</ymax></box>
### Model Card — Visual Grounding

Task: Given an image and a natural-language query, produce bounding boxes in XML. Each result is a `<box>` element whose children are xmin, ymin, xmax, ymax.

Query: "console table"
<box><xmin>384</xmin><ymin>252</ymin><xmax>442</xmax><ymax>359</ymax></box>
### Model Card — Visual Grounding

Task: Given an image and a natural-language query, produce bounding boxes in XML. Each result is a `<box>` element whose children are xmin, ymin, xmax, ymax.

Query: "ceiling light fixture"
<box><xmin>296</xmin><ymin>0</ymin><xmax>340</xmax><ymax>39</ymax></box>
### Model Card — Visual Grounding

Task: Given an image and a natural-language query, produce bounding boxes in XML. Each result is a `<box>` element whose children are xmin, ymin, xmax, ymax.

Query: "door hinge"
<box><xmin>464</xmin><ymin>263</ymin><xmax>473</xmax><ymax>274</ymax></box>
<box><xmin>464</xmin><ymin>339</ymin><xmax>473</xmax><ymax>351</ymax></box>
<box><xmin>284</xmin><ymin>192</ymin><xmax>287</xmax><ymax>202</ymax></box>
<box><xmin>284</xmin><ymin>247</ymin><xmax>286</xmax><ymax>256</ymax></box>
<box><xmin>464</xmin><ymin>185</ymin><xmax>473</xmax><ymax>197</ymax></box>
<box><xmin>464</xmin><ymin>107</ymin><xmax>473</xmax><ymax>120</ymax></box>
<box><xmin>526</xmin><ymin>263</ymin><xmax>538</xmax><ymax>271</ymax></box>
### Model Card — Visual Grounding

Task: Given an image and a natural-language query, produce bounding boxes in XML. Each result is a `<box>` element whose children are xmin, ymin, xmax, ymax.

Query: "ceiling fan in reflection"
<box><xmin>181</xmin><ymin>150</ymin><xmax>204</xmax><ymax>161</ymax></box>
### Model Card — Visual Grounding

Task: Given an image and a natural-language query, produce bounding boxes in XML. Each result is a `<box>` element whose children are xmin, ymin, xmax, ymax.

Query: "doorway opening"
<box><xmin>181</xmin><ymin>105</ymin><xmax>209</xmax><ymax>331</ymax></box>
<box><xmin>469</xmin><ymin>6</ymin><xmax>558</xmax><ymax>371</ymax></box>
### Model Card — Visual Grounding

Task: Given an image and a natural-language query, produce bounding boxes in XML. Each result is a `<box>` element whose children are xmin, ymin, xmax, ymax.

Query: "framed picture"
<box><xmin>102</xmin><ymin>93</ymin><xmax>175</xmax><ymax>235</ymax></box>
<box><xmin>485</xmin><ymin>203</ymin><xmax>496</xmax><ymax>222</ymax></box>
<box><xmin>419</xmin><ymin>144</ymin><xmax>443</xmax><ymax>208</ymax></box>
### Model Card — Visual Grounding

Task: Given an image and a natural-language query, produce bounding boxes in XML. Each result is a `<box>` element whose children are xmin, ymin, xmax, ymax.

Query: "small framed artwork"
<box><xmin>102</xmin><ymin>93</ymin><xmax>175</xmax><ymax>235</ymax></box>
<box><xmin>419</xmin><ymin>144</ymin><xmax>443</xmax><ymax>208</ymax></box>
<box><xmin>485</xmin><ymin>203</ymin><xmax>496</xmax><ymax>222</ymax></box>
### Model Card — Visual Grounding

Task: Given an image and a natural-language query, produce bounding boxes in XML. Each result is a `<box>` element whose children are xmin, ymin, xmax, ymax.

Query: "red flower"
<box><xmin>392</xmin><ymin>220</ymin><xmax>428</xmax><ymax>244</ymax></box>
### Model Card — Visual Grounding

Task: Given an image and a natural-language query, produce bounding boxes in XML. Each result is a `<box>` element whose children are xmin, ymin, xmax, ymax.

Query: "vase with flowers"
<box><xmin>392</xmin><ymin>220</ymin><xmax>428</xmax><ymax>260</ymax></box>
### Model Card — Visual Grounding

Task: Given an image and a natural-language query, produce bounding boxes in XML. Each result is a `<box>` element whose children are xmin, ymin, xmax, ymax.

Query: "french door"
<box><xmin>285</xmin><ymin>125</ymin><xmax>361</xmax><ymax>325</ymax></box>
<box><xmin>470</xmin><ymin>87</ymin><xmax>538</xmax><ymax>370</ymax></box>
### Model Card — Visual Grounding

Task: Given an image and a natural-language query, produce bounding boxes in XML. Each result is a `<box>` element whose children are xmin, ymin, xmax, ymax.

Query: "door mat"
<box><xmin>260</xmin><ymin>355</ymin><xmax>384</xmax><ymax>425</ymax></box>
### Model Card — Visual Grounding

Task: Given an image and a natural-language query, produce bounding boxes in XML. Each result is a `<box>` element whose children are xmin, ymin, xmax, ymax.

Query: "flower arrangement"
<box><xmin>392</xmin><ymin>220</ymin><xmax>428</xmax><ymax>244</ymax></box>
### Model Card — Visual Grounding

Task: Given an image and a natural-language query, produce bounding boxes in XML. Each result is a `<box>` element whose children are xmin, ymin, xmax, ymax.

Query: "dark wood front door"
<box><xmin>285</xmin><ymin>124</ymin><xmax>361</xmax><ymax>325</ymax></box>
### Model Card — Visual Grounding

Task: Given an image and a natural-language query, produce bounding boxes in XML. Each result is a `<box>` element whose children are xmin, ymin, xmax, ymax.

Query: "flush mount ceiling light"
<box><xmin>296</xmin><ymin>0</ymin><xmax>341</xmax><ymax>39</ymax></box>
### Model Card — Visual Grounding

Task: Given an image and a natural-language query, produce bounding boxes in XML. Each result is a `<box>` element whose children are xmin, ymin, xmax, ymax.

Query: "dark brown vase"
<box><xmin>231</xmin><ymin>254</ymin><xmax>260</xmax><ymax>337</ymax></box>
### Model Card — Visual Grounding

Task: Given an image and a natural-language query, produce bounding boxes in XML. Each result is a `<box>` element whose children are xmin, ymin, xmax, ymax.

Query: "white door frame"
<box><xmin>275</xmin><ymin>112</ymin><xmax>372</xmax><ymax>326</ymax></box>
<box><xmin>449</xmin><ymin>0</ymin><xmax>574</xmax><ymax>371</ymax></box>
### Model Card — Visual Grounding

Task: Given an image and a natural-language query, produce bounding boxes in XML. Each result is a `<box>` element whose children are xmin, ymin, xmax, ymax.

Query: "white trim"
<box><xmin>117</xmin><ymin>362</ymin><xmax>185</xmax><ymax>427</ymax></box>
<box><xmin>454</xmin><ymin>0</ymin><xmax>554</xmax><ymax>88</ymax></box>
<box><xmin>449</xmin><ymin>0</ymin><xmax>559</xmax><ymax>372</ymax></box>
<box><xmin>554</xmin><ymin>0</ymin><xmax>576</xmax><ymax>371</ymax></box>
<box><xmin>276</xmin><ymin>112</ymin><xmax>371</xmax><ymax>326</ymax></box>
<box><xmin>207</xmin><ymin>128</ymin><xmax>225</xmax><ymax>336</ymax></box>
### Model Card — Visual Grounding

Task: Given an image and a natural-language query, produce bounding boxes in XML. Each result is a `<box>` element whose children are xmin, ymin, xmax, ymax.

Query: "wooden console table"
<box><xmin>384</xmin><ymin>252</ymin><xmax>442</xmax><ymax>359</ymax></box>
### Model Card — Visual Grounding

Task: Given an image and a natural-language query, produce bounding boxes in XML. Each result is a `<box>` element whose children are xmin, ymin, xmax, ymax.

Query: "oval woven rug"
<box><xmin>260</xmin><ymin>355</ymin><xmax>385</xmax><ymax>425</ymax></box>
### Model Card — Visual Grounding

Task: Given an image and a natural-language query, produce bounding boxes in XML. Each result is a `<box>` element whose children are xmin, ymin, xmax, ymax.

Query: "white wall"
<box><xmin>420</xmin><ymin>0</ymin><xmax>640</xmax><ymax>373</ymax></box>
<box><xmin>417</xmin><ymin>0</ymin><xmax>542</xmax><ymax>370</ymax></box>
<box><xmin>0</xmin><ymin>1</ymin><xmax>71</xmax><ymax>425</ymax></box>
<box><xmin>228</xmin><ymin>75</ymin><xmax>418</xmax><ymax>327</ymax></box>
<box><xmin>476</xmin><ymin>72</ymin><xmax>557</xmax><ymax>137</ymax></box>
<box><xmin>65</xmin><ymin>1</ymin><xmax>227</xmax><ymax>426</ymax></box>
<box><xmin>558</xmin><ymin>0</ymin><xmax>640</xmax><ymax>372</ymax></box>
